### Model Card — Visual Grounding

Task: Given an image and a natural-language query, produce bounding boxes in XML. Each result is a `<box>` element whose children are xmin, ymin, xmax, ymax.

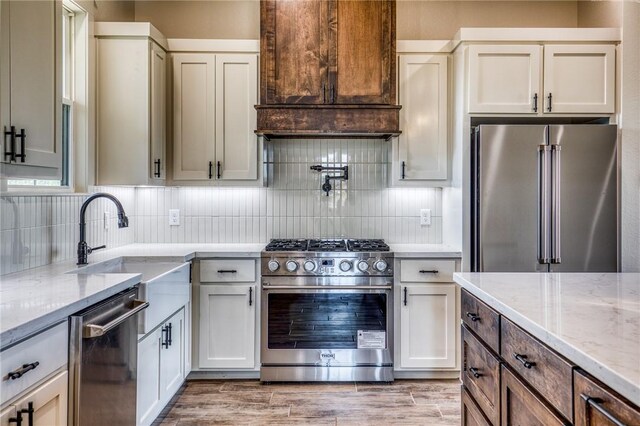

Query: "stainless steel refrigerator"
<box><xmin>471</xmin><ymin>124</ymin><xmax>618</xmax><ymax>272</ymax></box>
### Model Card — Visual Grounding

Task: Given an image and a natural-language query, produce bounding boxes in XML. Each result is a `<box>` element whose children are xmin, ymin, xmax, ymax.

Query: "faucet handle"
<box><xmin>89</xmin><ymin>245</ymin><xmax>106</xmax><ymax>254</ymax></box>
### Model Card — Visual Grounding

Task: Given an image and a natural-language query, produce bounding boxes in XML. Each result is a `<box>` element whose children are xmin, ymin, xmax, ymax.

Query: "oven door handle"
<box><xmin>262</xmin><ymin>285</ymin><xmax>393</xmax><ymax>290</ymax></box>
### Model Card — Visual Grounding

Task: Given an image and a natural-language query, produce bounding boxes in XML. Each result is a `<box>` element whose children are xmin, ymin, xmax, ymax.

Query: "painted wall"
<box><xmin>80</xmin><ymin>0</ymin><xmax>135</xmax><ymax>21</ymax></box>
<box><xmin>130</xmin><ymin>1</ymin><xmax>621</xmax><ymax>41</ymax></box>
<box><xmin>620</xmin><ymin>0</ymin><xmax>640</xmax><ymax>271</ymax></box>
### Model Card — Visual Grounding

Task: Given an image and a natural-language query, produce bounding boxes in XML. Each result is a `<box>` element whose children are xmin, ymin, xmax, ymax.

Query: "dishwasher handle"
<box><xmin>83</xmin><ymin>300</ymin><xmax>149</xmax><ymax>338</ymax></box>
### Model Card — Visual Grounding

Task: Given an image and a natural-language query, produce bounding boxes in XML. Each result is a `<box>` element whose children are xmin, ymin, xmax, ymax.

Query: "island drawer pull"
<box><xmin>419</xmin><ymin>269</ymin><xmax>439</xmax><ymax>274</ymax></box>
<box><xmin>468</xmin><ymin>367</ymin><xmax>481</xmax><ymax>379</ymax></box>
<box><xmin>514</xmin><ymin>353</ymin><xmax>535</xmax><ymax>369</ymax></box>
<box><xmin>581</xmin><ymin>395</ymin><xmax>627</xmax><ymax>426</ymax></box>
<box><xmin>465</xmin><ymin>312</ymin><xmax>481</xmax><ymax>322</ymax></box>
<box><xmin>8</xmin><ymin>362</ymin><xmax>39</xmax><ymax>380</ymax></box>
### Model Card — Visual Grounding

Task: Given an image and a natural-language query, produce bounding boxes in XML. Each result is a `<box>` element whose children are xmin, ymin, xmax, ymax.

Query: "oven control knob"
<box><xmin>373</xmin><ymin>259</ymin><xmax>388</xmax><ymax>272</ymax></box>
<box><xmin>303</xmin><ymin>260</ymin><xmax>316</xmax><ymax>272</ymax></box>
<box><xmin>339</xmin><ymin>260</ymin><xmax>352</xmax><ymax>272</ymax></box>
<box><xmin>267</xmin><ymin>260</ymin><xmax>280</xmax><ymax>272</ymax></box>
<box><xmin>285</xmin><ymin>260</ymin><xmax>299</xmax><ymax>272</ymax></box>
<box><xmin>357</xmin><ymin>260</ymin><xmax>370</xmax><ymax>272</ymax></box>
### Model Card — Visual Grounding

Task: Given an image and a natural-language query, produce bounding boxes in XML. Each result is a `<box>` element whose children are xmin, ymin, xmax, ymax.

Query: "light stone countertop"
<box><xmin>454</xmin><ymin>272</ymin><xmax>640</xmax><ymax>406</ymax></box>
<box><xmin>389</xmin><ymin>244</ymin><xmax>461</xmax><ymax>258</ymax></box>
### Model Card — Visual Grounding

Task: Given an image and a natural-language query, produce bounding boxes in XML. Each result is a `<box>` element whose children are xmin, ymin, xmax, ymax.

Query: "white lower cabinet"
<box><xmin>199</xmin><ymin>284</ymin><xmax>256</xmax><ymax>369</ymax></box>
<box><xmin>137</xmin><ymin>308</ymin><xmax>186</xmax><ymax>426</ymax></box>
<box><xmin>12</xmin><ymin>371</ymin><xmax>68</xmax><ymax>426</ymax></box>
<box><xmin>399</xmin><ymin>283</ymin><xmax>457</xmax><ymax>369</ymax></box>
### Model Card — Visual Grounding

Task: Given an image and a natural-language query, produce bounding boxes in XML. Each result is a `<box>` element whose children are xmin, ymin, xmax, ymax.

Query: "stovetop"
<box><xmin>264</xmin><ymin>239</ymin><xmax>390</xmax><ymax>253</ymax></box>
<box><xmin>262</xmin><ymin>239</ymin><xmax>393</xmax><ymax>277</ymax></box>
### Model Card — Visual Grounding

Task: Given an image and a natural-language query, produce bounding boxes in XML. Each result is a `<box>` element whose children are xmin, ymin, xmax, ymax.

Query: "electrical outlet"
<box><xmin>420</xmin><ymin>209</ymin><xmax>432</xmax><ymax>226</ymax></box>
<box><xmin>169</xmin><ymin>209</ymin><xmax>180</xmax><ymax>226</ymax></box>
<box><xmin>104</xmin><ymin>211</ymin><xmax>110</xmax><ymax>230</ymax></box>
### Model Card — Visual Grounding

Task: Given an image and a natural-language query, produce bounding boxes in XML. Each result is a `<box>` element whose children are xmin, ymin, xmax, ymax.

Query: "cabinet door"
<box><xmin>150</xmin><ymin>41</ymin><xmax>166</xmax><ymax>180</ymax></box>
<box><xmin>462</xmin><ymin>387</ymin><xmax>491</xmax><ymax>426</ymax></box>
<box><xmin>260</xmin><ymin>0</ymin><xmax>330</xmax><ymax>104</ymax></box>
<box><xmin>160</xmin><ymin>308</ymin><xmax>185</xmax><ymax>399</ymax></box>
<box><xmin>173</xmin><ymin>53</ymin><xmax>215</xmax><ymax>180</ymax></box>
<box><xmin>215</xmin><ymin>54</ymin><xmax>258</xmax><ymax>180</ymax></box>
<box><xmin>9</xmin><ymin>0</ymin><xmax>61</xmax><ymax>171</ymax></box>
<box><xmin>501</xmin><ymin>365</ymin><xmax>565</xmax><ymax>425</ymax></box>
<box><xmin>137</xmin><ymin>327</ymin><xmax>162</xmax><ymax>426</ymax></box>
<box><xmin>397</xmin><ymin>54</ymin><xmax>448</xmax><ymax>180</ymax></box>
<box><xmin>14</xmin><ymin>370</ymin><xmax>68</xmax><ymax>426</ymax></box>
<box><xmin>199</xmin><ymin>285</ymin><xmax>256</xmax><ymax>369</ymax></box>
<box><xmin>468</xmin><ymin>45</ymin><xmax>542</xmax><ymax>114</ymax></box>
<box><xmin>333</xmin><ymin>0</ymin><xmax>394</xmax><ymax>104</ymax></box>
<box><xmin>399</xmin><ymin>283</ymin><xmax>457</xmax><ymax>369</ymax></box>
<box><xmin>0</xmin><ymin>1</ymin><xmax>9</xmax><ymax>165</ymax></box>
<box><xmin>543</xmin><ymin>44</ymin><xmax>615</xmax><ymax>114</ymax></box>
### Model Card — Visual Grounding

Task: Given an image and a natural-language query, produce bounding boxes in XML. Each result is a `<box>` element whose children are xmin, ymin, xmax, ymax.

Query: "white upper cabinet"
<box><xmin>543</xmin><ymin>44</ymin><xmax>616</xmax><ymax>114</ymax></box>
<box><xmin>395</xmin><ymin>54</ymin><xmax>448</xmax><ymax>182</ymax></box>
<box><xmin>173</xmin><ymin>52</ymin><xmax>259</xmax><ymax>182</ymax></box>
<box><xmin>468</xmin><ymin>44</ymin><xmax>542</xmax><ymax>114</ymax></box>
<box><xmin>96</xmin><ymin>24</ymin><xmax>168</xmax><ymax>185</ymax></box>
<box><xmin>215</xmin><ymin>54</ymin><xmax>258</xmax><ymax>180</ymax></box>
<box><xmin>1</xmin><ymin>0</ymin><xmax>61</xmax><ymax>176</ymax></box>
<box><xmin>468</xmin><ymin>42</ymin><xmax>616</xmax><ymax>115</ymax></box>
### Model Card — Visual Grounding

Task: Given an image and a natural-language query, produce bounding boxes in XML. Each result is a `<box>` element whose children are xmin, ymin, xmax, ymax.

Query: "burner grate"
<box><xmin>347</xmin><ymin>239</ymin><xmax>390</xmax><ymax>252</ymax></box>
<box><xmin>308</xmin><ymin>239</ymin><xmax>348</xmax><ymax>252</ymax></box>
<box><xmin>265</xmin><ymin>239</ymin><xmax>309</xmax><ymax>252</ymax></box>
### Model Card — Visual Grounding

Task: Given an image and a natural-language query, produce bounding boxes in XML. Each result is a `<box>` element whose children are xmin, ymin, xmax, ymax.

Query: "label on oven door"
<box><xmin>357</xmin><ymin>330</ymin><xmax>386</xmax><ymax>349</ymax></box>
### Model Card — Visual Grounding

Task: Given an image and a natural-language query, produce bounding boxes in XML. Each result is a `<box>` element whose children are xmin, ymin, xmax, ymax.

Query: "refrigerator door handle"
<box><xmin>537</xmin><ymin>145</ymin><xmax>551</xmax><ymax>264</ymax></box>
<box><xmin>551</xmin><ymin>145</ymin><xmax>562</xmax><ymax>263</ymax></box>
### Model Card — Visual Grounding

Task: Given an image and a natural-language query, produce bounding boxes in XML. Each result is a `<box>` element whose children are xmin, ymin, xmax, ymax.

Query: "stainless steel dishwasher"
<box><xmin>69</xmin><ymin>287</ymin><xmax>148</xmax><ymax>426</ymax></box>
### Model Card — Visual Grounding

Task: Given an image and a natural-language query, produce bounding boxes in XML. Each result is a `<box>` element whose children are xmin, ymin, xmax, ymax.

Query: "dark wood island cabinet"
<box><xmin>460</xmin><ymin>289</ymin><xmax>640</xmax><ymax>426</ymax></box>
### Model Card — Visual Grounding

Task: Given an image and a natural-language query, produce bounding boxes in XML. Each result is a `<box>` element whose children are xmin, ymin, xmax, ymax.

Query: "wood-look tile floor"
<box><xmin>156</xmin><ymin>379</ymin><xmax>461</xmax><ymax>425</ymax></box>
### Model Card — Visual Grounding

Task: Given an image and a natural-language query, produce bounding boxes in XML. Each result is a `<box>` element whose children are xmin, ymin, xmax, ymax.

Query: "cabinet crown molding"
<box><xmin>94</xmin><ymin>22</ymin><xmax>168</xmax><ymax>51</ymax></box>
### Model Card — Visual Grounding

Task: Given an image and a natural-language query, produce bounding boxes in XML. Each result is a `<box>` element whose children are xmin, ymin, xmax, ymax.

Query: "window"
<box><xmin>7</xmin><ymin>5</ymin><xmax>75</xmax><ymax>188</ymax></box>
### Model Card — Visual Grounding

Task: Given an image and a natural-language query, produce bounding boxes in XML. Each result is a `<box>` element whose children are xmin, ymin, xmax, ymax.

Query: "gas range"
<box><xmin>261</xmin><ymin>239</ymin><xmax>394</xmax><ymax>277</ymax></box>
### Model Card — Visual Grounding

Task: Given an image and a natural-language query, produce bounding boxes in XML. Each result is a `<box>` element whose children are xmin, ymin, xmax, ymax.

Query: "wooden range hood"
<box><xmin>255</xmin><ymin>0</ymin><xmax>401</xmax><ymax>140</ymax></box>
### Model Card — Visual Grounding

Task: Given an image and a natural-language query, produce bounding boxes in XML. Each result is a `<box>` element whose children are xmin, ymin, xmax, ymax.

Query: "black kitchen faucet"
<box><xmin>77</xmin><ymin>193</ymin><xmax>129</xmax><ymax>265</ymax></box>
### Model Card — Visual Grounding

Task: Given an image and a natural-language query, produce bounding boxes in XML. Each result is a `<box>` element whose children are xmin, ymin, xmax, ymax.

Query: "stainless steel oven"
<box><xmin>260</xmin><ymin>239</ymin><xmax>394</xmax><ymax>382</ymax></box>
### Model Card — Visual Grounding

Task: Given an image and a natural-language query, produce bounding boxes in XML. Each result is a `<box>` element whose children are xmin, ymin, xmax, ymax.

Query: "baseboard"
<box><xmin>393</xmin><ymin>370</ymin><xmax>461</xmax><ymax>380</ymax></box>
<box><xmin>187</xmin><ymin>370</ymin><xmax>261</xmax><ymax>380</ymax></box>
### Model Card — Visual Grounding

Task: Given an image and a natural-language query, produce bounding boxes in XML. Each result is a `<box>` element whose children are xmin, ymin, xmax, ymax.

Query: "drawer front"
<box><xmin>399</xmin><ymin>259</ymin><xmax>456</xmax><ymax>282</ymax></box>
<box><xmin>462</xmin><ymin>386</ymin><xmax>492</xmax><ymax>426</ymax></box>
<box><xmin>500</xmin><ymin>317</ymin><xmax>574</xmax><ymax>421</ymax></box>
<box><xmin>461</xmin><ymin>289</ymin><xmax>500</xmax><ymax>353</ymax></box>
<box><xmin>501</xmin><ymin>365</ymin><xmax>566</xmax><ymax>426</ymax></box>
<box><xmin>574</xmin><ymin>369</ymin><xmax>640</xmax><ymax>426</ymax></box>
<box><xmin>0</xmin><ymin>322</ymin><xmax>68</xmax><ymax>404</ymax></box>
<box><xmin>200</xmin><ymin>259</ymin><xmax>256</xmax><ymax>283</ymax></box>
<box><xmin>462</xmin><ymin>326</ymin><xmax>500</xmax><ymax>425</ymax></box>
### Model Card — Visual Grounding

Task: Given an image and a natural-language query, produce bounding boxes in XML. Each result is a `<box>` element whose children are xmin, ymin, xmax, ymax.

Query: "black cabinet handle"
<box><xmin>249</xmin><ymin>287</ymin><xmax>253</xmax><ymax>306</ymax></box>
<box><xmin>216</xmin><ymin>161</ymin><xmax>221</xmax><ymax>179</ymax></box>
<box><xmin>468</xmin><ymin>367</ymin><xmax>481</xmax><ymax>379</ymax></box>
<box><xmin>15</xmin><ymin>128</ymin><xmax>26</xmax><ymax>162</ymax></box>
<box><xmin>465</xmin><ymin>312</ymin><xmax>481</xmax><ymax>322</ymax></box>
<box><xmin>4</xmin><ymin>125</ymin><xmax>16</xmax><ymax>162</ymax></box>
<box><xmin>547</xmin><ymin>93</ymin><xmax>553</xmax><ymax>112</ymax></box>
<box><xmin>154</xmin><ymin>159</ymin><xmax>161</xmax><ymax>178</ymax></box>
<box><xmin>8</xmin><ymin>362</ymin><xmax>39</xmax><ymax>380</ymax></box>
<box><xmin>403</xmin><ymin>287</ymin><xmax>408</xmax><ymax>306</ymax></box>
<box><xmin>419</xmin><ymin>270</ymin><xmax>439</xmax><ymax>274</ymax></box>
<box><xmin>581</xmin><ymin>395</ymin><xmax>627</xmax><ymax>426</ymax></box>
<box><xmin>322</xmin><ymin>82</ymin><xmax>326</xmax><ymax>104</ymax></box>
<box><xmin>167</xmin><ymin>322</ymin><xmax>172</xmax><ymax>347</ymax></box>
<box><xmin>330</xmin><ymin>84</ymin><xmax>335</xmax><ymax>104</ymax></box>
<box><xmin>533</xmin><ymin>93</ymin><xmax>538</xmax><ymax>112</ymax></box>
<box><xmin>20</xmin><ymin>402</ymin><xmax>33</xmax><ymax>426</ymax></box>
<box><xmin>8</xmin><ymin>411</ymin><xmax>22</xmax><ymax>426</ymax></box>
<box><xmin>401</xmin><ymin>161</ymin><xmax>406</xmax><ymax>180</ymax></box>
<box><xmin>514</xmin><ymin>353</ymin><xmax>535</xmax><ymax>369</ymax></box>
<box><xmin>208</xmin><ymin>161</ymin><xmax>213</xmax><ymax>179</ymax></box>
<box><xmin>217</xmin><ymin>269</ymin><xmax>237</xmax><ymax>273</ymax></box>
<box><xmin>161</xmin><ymin>325</ymin><xmax>169</xmax><ymax>349</ymax></box>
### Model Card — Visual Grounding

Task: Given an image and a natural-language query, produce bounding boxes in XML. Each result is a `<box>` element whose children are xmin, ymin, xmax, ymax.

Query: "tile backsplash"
<box><xmin>1</xmin><ymin>139</ymin><xmax>443</xmax><ymax>275</ymax></box>
<box><xmin>0</xmin><ymin>186</ymin><xmax>135</xmax><ymax>275</ymax></box>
